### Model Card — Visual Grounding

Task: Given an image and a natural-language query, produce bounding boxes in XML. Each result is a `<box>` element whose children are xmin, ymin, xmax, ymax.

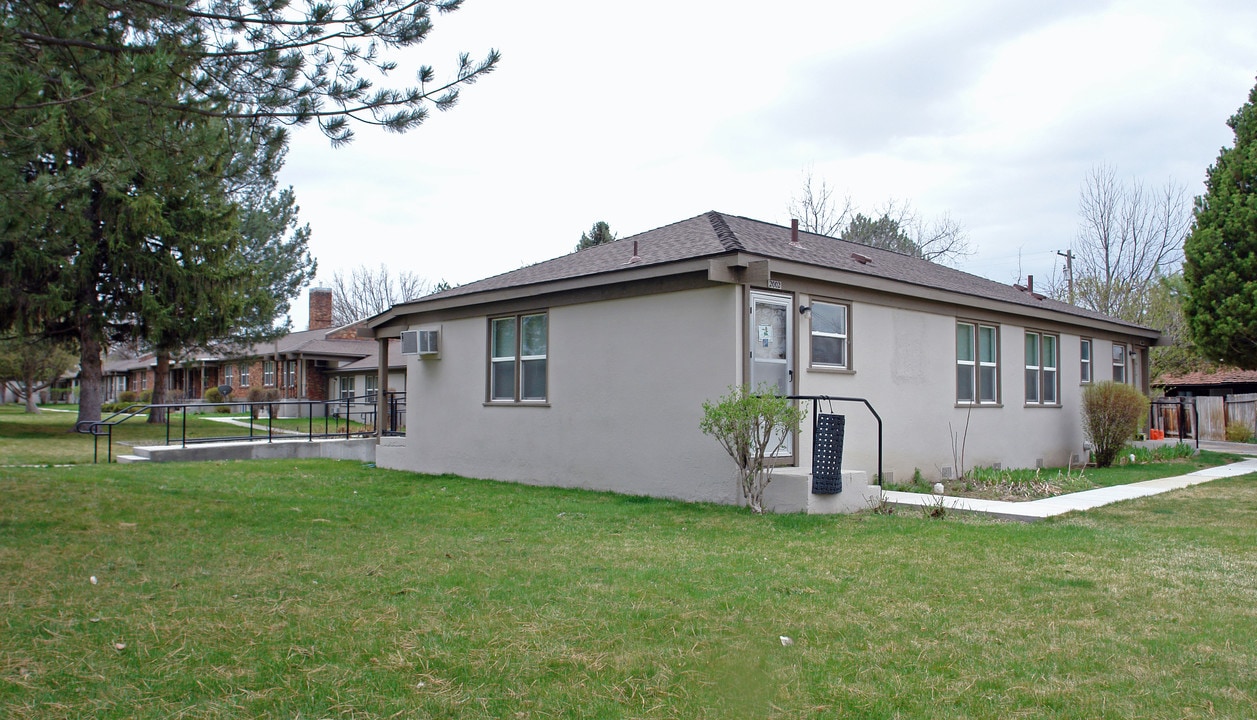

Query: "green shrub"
<box><xmin>1082</xmin><ymin>382</ymin><xmax>1150</xmax><ymax>467</ymax></box>
<box><xmin>700</xmin><ymin>384</ymin><xmax>806</xmax><ymax>514</ymax></box>
<box><xmin>1225</xmin><ymin>423</ymin><xmax>1254</xmax><ymax>443</ymax></box>
<box><xmin>139</xmin><ymin>390</ymin><xmax>153</xmax><ymax>404</ymax></box>
<box><xmin>246</xmin><ymin>387</ymin><xmax>280</xmax><ymax>418</ymax></box>
<box><xmin>118</xmin><ymin>390</ymin><xmax>137</xmax><ymax>404</ymax></box>
<box><xmin>204</xmin><ymin>387</ymin><xmax>224</xmax><ymax>404</ymax></box>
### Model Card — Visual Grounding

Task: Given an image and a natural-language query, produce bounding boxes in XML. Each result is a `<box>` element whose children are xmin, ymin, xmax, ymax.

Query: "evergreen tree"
<box><xmin>575</xmin><ymin>221</ymin><xmax>617</xmax><ymax>251</ymax></box>
<box><xmin>842</xmin><ymin>213</ymin><xmax>918</xmax><ymax>256</ymax></box>
<box><xmin>1183</xmin><ymin>80</ymin><xmax>1257</xmax><ymax>368</ymax></box>
<box><xmin>0</xmin><ymin>1</ymin><xmax>494</xmax><ymax>423</ymax></box>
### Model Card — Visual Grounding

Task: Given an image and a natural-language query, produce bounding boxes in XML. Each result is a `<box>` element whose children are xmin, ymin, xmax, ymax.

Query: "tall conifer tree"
<box><xmin>1183</xmin><ymin>80</ymin><xmax>1257</xmax><ymax>368</ymax></box>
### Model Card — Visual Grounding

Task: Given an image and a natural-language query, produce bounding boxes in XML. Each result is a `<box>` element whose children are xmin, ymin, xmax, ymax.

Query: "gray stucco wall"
<box><xmin>378</xmin><ymin>281</ymin><xmax>1152</xmax><ymax>506</ymax></box>
<box><xmin>796</xmin><ymin>296</ymin><xmax>1136</xmax><ymax>483</ymax></box>
<box><xmin>377</xmin><ymin>285</ymin><xmax>745</xmax><ymax>503</ymax></box>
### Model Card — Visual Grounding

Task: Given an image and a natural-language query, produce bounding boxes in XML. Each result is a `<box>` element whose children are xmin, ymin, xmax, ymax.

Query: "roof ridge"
<box><xmin>706</xmin><ymin>211</ymin><xmax>743</xmax><ymax>251</ymax></box>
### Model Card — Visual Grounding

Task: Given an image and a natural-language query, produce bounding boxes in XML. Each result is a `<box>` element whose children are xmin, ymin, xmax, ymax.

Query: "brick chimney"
<box><xmin>309</xmin><ymin>287</ymin><xmax>333</xmax><ymax>330</ymax></box>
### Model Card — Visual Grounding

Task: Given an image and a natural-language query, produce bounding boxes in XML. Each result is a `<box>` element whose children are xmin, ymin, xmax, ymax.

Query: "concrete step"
<box><xmin>116</xmin><ymin>455</ymin><xmax>150</xmax><ymax>464</ymax></box>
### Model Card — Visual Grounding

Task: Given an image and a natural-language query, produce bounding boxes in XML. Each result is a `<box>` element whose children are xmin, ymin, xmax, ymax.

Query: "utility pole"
<box><xmin>1057</xmin><ymin>249</ymin><xmax>1075</xmax><ymax>305</ymax></box>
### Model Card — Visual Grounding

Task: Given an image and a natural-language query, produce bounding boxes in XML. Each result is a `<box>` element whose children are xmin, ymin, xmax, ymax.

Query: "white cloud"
<box><xmin>277</xmin><ymin>0</ymin><xmax>1257</xmax><ymax>327</ymax></box>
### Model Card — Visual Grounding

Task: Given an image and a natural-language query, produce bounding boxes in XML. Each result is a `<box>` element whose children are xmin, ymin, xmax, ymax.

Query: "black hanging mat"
<box><xmin>812</xmin><ymin>413</ymin><xmax>845</xmax><ymax>494</ymax></box>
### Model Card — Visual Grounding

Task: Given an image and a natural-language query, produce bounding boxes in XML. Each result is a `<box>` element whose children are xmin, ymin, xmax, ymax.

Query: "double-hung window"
<box><xmin>1025</xmin><ymin>331</ymin><xmax>1058</xmax><ymax>405</ymax></box>
<box><xmin>490</xmin><ymin>312</ymin><xmax>548</xmax><ymax>402</ymax></box>
<box><xmin>239</xmin><ymin>363</ymin><xmax>250</xmax><ymax>388</ymax></box>
<box><xmin>224</xmin><ymin>365</ymin><xmax>235</xmax><ymax>390</ymax></box>
<box><xmin>365</xmin><ymin>374</ymin><xmax>378</xmax><ymax>403</ymax></box>
<box><xmin>809</xmin><ymin>301</ymin><xmax>850</xmax><ymax>369</ymax></box>
<box><xmin>1113</xmin><ymin>344</ymin><xmax>1127</xmax><ymax>383</ymax></box>
<box><xmin>263</xmin><ymin>361</ymin><xmax>276</xmax><ymax>387</ymax></box>
<box><xmin>957</xmin><ymin>322</ymin><xmax>999</xmax><ymax>404</ymax></box>
<box><xmin>1080</xmin><ymin>338</ymin><xmax>1092</xmax><ymax>384</ymax></box>
<box><xmin>339</xmin><ymin>376</ymin><xmax>355</xmax><ymax>399</ymax></box>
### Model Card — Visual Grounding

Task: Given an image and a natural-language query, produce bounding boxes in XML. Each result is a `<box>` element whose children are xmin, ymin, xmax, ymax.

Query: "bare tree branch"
<box><xmin>330</xmin><ymin>264</ymin><xmax>431</xmax><ymax>326</ymax></box>
<box><xmin>1072</xmin><ymin>165</ymin><xmax>1188</xmax><ymax>323</ymax></box>
<box><xmin>787</xmin><ymin>168</ymin><xmax>853</xmax><ymax>237</ymax></box>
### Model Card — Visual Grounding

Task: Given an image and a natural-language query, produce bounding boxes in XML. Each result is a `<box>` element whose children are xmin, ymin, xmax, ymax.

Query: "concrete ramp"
<box><xmin>116</xmin><ymin>437</ymin><xmax>376</xmax><ymax>464</ymax></box>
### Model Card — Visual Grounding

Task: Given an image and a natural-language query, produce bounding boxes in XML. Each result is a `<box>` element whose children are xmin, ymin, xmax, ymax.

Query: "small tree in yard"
<box><xmin>1082</xmin><ymin>382</ymin><xmax>1149</xmax><ymax>467</ymax></box>
<box><xmin>700</xmin><ymin>385</ymin><xmax>806</xmax><ymax>514</ymax></box>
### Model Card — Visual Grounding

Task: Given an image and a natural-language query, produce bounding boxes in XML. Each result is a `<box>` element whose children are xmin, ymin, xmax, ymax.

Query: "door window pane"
<box><xmin>754</xmin><ymin>304</ymin><xmax>787</xmax><ymax>360</ymax></box>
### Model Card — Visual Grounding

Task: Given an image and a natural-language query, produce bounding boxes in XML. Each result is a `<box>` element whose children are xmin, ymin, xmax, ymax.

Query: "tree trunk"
<box><xmin>22</xmin><ymin>368</ymin><xmax>40</xmax><ymax>414</ymax></box>
<box><xmin>76</xmin><ymin>325</ymin><xmax>103</xmax><ymax>426</ymax></box>
<box><xmin>149</xmin><ymin>351</ymin><xmax>169</xmax><ymax>424</ymax></box>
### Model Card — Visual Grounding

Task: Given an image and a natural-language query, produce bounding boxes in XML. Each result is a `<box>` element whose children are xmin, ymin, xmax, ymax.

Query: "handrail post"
<box><xmin>182</xmin><ymin>404</ymin><xmax>188</xmax><ymax>448</ymax></box>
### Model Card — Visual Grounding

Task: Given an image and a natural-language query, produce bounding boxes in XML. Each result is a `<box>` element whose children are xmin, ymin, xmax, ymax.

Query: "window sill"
<box><xmin>1024</xmin><ymin>404</ymin><xmax>1062</xmax><ymax>409</ymax></box>
<box><xmin>954</xmin><ymin>403</ymin><xmax>1003</xmax><ymax>408</ymax></box>
<box><xmin>483</xmin><ymin>401</ymin><xmax>551</xmax><ymax>408</ymax></box>
<box><xmin>807</xmin><ymin>366</ymin><xmax>855</xmax><ymax>375</ymax></box>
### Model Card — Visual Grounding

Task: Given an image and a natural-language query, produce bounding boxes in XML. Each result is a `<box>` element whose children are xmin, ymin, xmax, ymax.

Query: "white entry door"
<box><xmin>749</xmin><ymin>291</ymin><xmax>793</xmax><ymax>455</ymax></box>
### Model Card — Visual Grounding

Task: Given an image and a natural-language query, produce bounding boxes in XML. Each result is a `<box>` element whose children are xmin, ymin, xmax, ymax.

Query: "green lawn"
<box><xmin>1</xmin><ymin>416</ymin><xmax>1256</xmax><ymax>717</ymax></box>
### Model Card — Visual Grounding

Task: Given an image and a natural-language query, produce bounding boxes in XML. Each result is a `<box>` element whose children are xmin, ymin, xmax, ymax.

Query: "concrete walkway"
<box><xmin>883</xmin><ymin>458</ymin><xmax>1257</xmax><ymax>521</ymax></box>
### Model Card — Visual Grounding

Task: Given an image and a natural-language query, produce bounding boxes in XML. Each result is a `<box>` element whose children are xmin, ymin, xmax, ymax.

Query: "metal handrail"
<box><xmin>787</xmin><ymin>395</ymin><xmax>884</xmax><ymax>486</ymax></box>
<box><xmin>77</xmin><ymin>393</ymin><xmax>406</xmax><ymax>463</ymax></box>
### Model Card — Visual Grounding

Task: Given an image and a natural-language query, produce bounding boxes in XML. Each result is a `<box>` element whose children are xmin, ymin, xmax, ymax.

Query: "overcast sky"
<box><xmin>277</xmin><ymin>0</ymin><xmax>1257</xmax><ymax>329</ymax></box>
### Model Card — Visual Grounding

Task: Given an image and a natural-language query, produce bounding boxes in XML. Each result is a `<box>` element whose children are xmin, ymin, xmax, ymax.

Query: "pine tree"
<box><xmin>0</xmin><ymin>1</ymin><xmax>494</xmax><ymax>423</ymax></box>
<box><xmin>575</xmin><ymin>221</ymin><xmax>618</xmax><ymax>251</ymax></box>
<box><xmin>1183</xmin><ymin>80</ymin><xmax>1257</xmax><ymax>368</ymax></box>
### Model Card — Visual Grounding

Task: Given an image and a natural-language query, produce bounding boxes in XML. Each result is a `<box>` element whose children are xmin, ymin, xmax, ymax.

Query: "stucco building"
<box><xmin>364</xmin><ymin>212</ymin><xmax>1160</xmax><ymax>511</ymax></box>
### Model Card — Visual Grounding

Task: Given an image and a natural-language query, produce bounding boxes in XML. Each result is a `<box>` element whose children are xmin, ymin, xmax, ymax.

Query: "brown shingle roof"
<box><xmin>391</xmin><ymin>211</ymin><xmax>1154</xmax><ymax>332</ymax></box>
<box><xmin>1154</xmin><ymin>368</ymin><xmax>1257</xmax><ymax>387</ymax></box>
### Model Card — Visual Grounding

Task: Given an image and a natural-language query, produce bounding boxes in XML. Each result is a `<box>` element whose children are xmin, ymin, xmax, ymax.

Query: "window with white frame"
<box><xmin>338</xmin><ymin>376</ymin><xmax>355</xmax><ymax>399</ymax></box>
<box><xmin>1080</xmin><ymin>338</ymin><xmax>1092</xmax><ymax>384</ymax></box>
<box><xmin>239</xmin><ymin>363</ymin><xmax>250</xmax><ymax>387</ymax></box>
<box><xmin>1025</xmin><ymin>331</ymin><xmax>1059</xmax><ymax>405</ymax></box>
<box><xmin>957</xmin><ymin>322</ymin><xmax>999</xmax><ymax>404</ymax></box>
<box><xmin>490</xmin><ymin>312</ymin><xmax>548</xmax><ymax>402</ymax></box>
<box><xmin>365</xmin><ymin>374</ymin><xmax>378</xmax><ymax>402</ymax></box>
<box><xmin>263</xmin><ymin>360</ymin><xmax>276</xmax><ymax>386</ymax></box>
<box><xmin>1113</xmin><ymin>343</ymin><xmax>1127</xmax><ymax>383</ymax></box>
<box><xmin>283</xmin><ymin>360</ymin><xmax>297</xmax><ymax>389</ymax></box>
<box><xmin>809</xmin><ymin>301</ymin><xmax>850</xmax><ymax>369</ymax></box>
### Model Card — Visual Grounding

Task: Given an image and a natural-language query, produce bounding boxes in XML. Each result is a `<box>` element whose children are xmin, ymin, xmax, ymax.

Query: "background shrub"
<box><xmin>118</xmin><ymin>391</ymin><xmax>137</xmax><ymax>404</ymax></box>
<box><xmin>139</xmin><ymin>390</ymin><xmax>153</xmax><ymax>404</ymax></box>
<box><xmin>203</xmin><ymin>387</ymin><xmax>224</xmax><ymax>404</ymax></box>
<box><xmin>1225</xmin><ymin>423</ymin><xmax>1254</xmax><ymax>443</ymax></box>
<box><xmin>1082</xmin><ymin>382</ymin><xmax>1150</xmax><ymax>467</ymax></box>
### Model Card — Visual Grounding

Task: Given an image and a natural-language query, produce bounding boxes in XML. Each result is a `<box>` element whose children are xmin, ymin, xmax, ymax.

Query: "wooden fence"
<box><xmin>1152</xmin><ymin>393</ymin><xmax>1257</xmax><ymax>441</ymax></box>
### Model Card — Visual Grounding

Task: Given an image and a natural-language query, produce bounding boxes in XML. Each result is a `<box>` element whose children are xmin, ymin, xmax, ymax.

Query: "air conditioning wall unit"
<box><xmin>400</xmin><ymin>328</ymin><xmax>440</xmax><ymax>359</ymax></box>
